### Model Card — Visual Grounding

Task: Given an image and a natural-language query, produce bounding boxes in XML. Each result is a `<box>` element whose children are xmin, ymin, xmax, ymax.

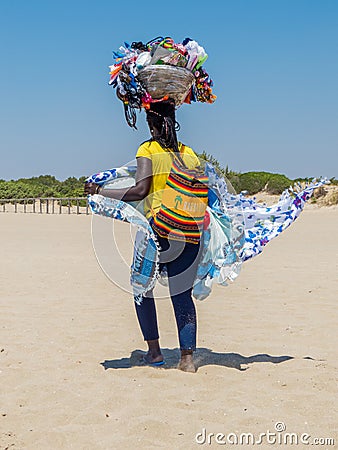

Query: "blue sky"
<box><xmin>0</xmin><ymin>0</ymin><xmax>337</xmax><ymax>180</ymax></box>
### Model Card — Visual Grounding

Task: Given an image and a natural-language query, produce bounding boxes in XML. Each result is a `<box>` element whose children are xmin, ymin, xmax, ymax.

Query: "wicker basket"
<box><xmin>137</xmin><ymin>65</ymin><xmax>195</xmax><ymax>106</ymax></box>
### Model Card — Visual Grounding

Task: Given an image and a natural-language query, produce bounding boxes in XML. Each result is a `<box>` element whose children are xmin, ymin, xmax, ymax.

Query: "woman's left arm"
<box><xmin>84</xmin><ymin>157</ymin><xmax>152</xmax><ymax>201</ymax></box>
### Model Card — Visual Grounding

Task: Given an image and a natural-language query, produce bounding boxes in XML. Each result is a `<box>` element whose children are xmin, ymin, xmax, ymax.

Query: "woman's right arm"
<box><xmin>84</xmin><ymin>157</ymin><xmax>152</xmax><ymax>201</ymax></box>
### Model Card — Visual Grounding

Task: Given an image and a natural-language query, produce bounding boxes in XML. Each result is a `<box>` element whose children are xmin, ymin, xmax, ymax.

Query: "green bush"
<box><xmin>236</xmin><ymin>172</ymin><xmax>292</xmax><ymax>195</ymax></box>
<box><xmin>194</xmin><ymin>155</ymin><xmax>295</xmax><ymax>195</ymax></box>
<box><xmin>265</xmin><ymin>174</ymin><xmax>292</xmax><ymax>194</ymax></box>
<box><xmin>236</xmin><ymin>172</ymin><xmax>270</xmax><ymax>194</ymax></box>
<box><xmin>0</xmin><ymin>175</ymin><xmax>87</xmax><ymax>199</ymax></box>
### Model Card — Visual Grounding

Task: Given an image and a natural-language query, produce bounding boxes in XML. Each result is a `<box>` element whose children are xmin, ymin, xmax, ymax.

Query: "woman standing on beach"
<box><xmin>85</xmin><ymin>99</ymin><xmax>202</xmax><ymax>372</ymax></box>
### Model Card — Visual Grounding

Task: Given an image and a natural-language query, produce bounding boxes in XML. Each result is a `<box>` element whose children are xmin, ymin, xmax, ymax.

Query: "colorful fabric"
<box><xmin>87</xmin><ymin>192</ymin><xmax>160</xmax><ymax>304</ymax></box>
<box><xmin>109</xmin><ymin>37</ymin><xmax>216</xmax><ymax>105</ymax></box>
<box><xmin>87</xmin><ymin>165</ymin><xmax>328</xmax><ymax>302</ymax></box>
<box><xmin>235</xmin><ymin>180</ymin><xmax>328</xmax><ymax>261</ymax></box>
<box><xmin>86</xmin><ymin>166</ymin><xmax>136</xmax><ymax>186</ymax></box>
<box><xmin>136</xmin><ymin>140</ymin><xmax>199</xmax><ymax>218</ymax></box>
<box><xmin>108</xmin><ymin>37</ymin><xmax>216</xmax><ymax>128</ymax></box>
<box><xmin>152</xmin><ymin>157</ymin><xmax>208</xmax><ymax>244</ymax></box>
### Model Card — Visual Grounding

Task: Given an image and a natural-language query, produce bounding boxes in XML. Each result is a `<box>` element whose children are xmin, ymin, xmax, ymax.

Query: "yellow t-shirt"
<box><xmin>136</xmin><ymin>140</ymin><xmax>200</xmax><ymax>219</ymax></box>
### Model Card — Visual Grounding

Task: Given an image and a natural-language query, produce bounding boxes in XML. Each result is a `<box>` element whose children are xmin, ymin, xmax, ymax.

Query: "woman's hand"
<box><xmin>84</xmin><ymin>182</ymin><xmax>100</xmax><ymax>196</ymax></box>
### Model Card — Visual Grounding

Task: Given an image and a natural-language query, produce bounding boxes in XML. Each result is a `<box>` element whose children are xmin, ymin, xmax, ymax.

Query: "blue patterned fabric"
<box><xmin>86</xmin><ymin>166</ymin><xmax>136</xmax><ymax>185</ymax></box>
<box><xmin>88</xmin><ymin>193</ymin><xmax>160</xmax><ymax>304</ymax></box>
<box><xmin>87</xmin><ymin>166</ymin><xmax>328</xmax><ymax>301</ymax></box>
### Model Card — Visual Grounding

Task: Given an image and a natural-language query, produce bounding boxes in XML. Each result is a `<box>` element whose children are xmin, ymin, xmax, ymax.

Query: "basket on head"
<box><xmin>137</xmin><ymin>65</ymin><xmax>195</xmax><ymax>107</ymax></box>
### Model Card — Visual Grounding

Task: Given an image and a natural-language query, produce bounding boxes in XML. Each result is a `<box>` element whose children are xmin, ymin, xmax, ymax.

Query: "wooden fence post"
<box><xmin>0</xmin><ymin>197</ymin><xmax>87</xmax><ymax>214</ymax></box>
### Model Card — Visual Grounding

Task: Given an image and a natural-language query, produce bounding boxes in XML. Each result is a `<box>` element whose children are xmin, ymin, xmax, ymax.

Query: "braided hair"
<box><xmin>146</xmin><ymin>99</ymin><xmax>180</xmax><ymax>153</ymax></box>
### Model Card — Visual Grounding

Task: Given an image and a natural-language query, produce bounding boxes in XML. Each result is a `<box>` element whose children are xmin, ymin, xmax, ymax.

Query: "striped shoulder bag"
<box><xmin>152</xmin><ymin>149</ymin><xmax>208</xmax><ymax>244</ymax></box>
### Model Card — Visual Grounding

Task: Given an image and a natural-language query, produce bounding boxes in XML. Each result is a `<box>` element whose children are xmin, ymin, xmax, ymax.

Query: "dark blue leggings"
<box><xmin>134</xmin><ymin>233</ymin><xmax>201</xmax><ymax>351</ymax></box>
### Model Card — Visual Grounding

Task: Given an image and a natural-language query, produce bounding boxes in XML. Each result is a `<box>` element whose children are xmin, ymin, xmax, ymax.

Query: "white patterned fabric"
<box><xmin>87</xmin><ymin>166</ymin><xmax>328</xmax><ymax>301</ymax></box>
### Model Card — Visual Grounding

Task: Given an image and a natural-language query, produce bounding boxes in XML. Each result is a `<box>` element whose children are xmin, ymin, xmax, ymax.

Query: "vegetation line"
<box><xmin>0</xmin><ymin>156</ymin><xmax>337</xmax><ymax>200</ymax></box>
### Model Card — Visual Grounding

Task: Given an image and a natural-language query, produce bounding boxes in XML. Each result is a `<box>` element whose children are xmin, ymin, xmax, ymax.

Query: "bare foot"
<box><xmin>178</xmin><ymin>350</ymin><xmax>196</xmax><ymax>373</ymax></box>
<box><xmin>142</xmin><ymin>339</ymin><xmax>164</xmax><ymax>364</ymax></box>
<box><xmin>143</xmin><ymin>350</ymin><xmax>164</xmax><ymax>364</ymax></box>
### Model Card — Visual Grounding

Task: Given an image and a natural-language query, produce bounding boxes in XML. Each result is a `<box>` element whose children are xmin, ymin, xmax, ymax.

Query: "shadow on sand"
<box><xmin>101</xmin><ymin>348</ymin><xmax>304</xmax><ymax>372</ymax></box>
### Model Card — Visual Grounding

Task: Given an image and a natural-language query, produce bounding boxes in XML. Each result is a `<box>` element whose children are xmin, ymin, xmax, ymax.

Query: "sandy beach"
<box><xmin>0</xmin><ymin>207</ymin><xmax>337</xmax><ymax>449</ymax></box>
